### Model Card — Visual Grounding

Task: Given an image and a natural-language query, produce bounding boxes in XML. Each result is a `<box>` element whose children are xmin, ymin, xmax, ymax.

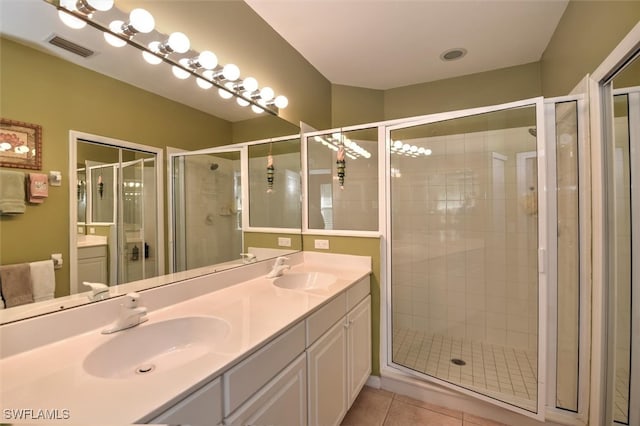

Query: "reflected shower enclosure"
<box><xmin>172</xmin><ymin>151</ymin><xmax>242</xmax><ymax>272</ymax></box>
<box><xmin>389</xmin><ymin>105</ymin><xmax>541</xmax><ymax>413</ymax></box>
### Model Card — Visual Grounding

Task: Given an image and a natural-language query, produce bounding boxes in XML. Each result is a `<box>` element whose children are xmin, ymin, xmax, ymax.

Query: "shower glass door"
<box><xmin>171</xmin><ymin>148</ymin><xmax>243</xmax><ymax>272</ymax></box>
<box><xmin>387</xmin><ymin>99</ymin><xmax>545</xmax><ymax>419</ymax></box>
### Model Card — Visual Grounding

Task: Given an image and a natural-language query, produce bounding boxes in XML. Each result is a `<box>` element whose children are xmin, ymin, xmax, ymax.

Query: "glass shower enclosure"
<box><xmin>386</xmin><ymin>99</ymin><xmax>547</xmax><ymax>419</ymax></box>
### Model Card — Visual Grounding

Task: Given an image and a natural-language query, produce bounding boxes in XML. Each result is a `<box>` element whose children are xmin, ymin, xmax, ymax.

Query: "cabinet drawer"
<box><xmin>224</xmin><ymin>354</ymin><xmax>307</xmax><ymax>426</ymax></box>
<box><xmin>346</xmin><ymin>276</ymin><xmax>370</xmax><ymax>311</ymax></box>
<box><xmin>77</xmin><ymin>245</ymin><xmax>107</xmax><ymax>260</ymax></box>
<box><xmin>306</xmin><ymin>292</ymin><xmax>346</xmax><ymax>346</ymax></box>
<box><xmin>224</xmin><ymin>321</ymin><xmax>305</xmax><ymax>415</ymax></box>
<box><xmin>150</xmin><ymin>377</ymin><xmax>222</xmax><ymax>426</ymax></box>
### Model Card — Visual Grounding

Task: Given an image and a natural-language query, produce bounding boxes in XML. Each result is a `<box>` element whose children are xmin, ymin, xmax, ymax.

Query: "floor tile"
<box><xmin>383</xmin><ymin>399</ymin><xmax>462</xmax><ymax>426</ymax></box>
<box><xmin>394</xmin><ymin>393</ymin><xmax>463</xmax><ymax>420</ymax></box>
<box><xmin>341</xmin><ymin>387</ymin><xmax>394</xmax><ymax>426</ymax></box>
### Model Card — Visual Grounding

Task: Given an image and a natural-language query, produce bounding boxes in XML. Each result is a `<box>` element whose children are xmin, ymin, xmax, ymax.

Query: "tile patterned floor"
<box><xmin>341</xmin><ymin>386</ymin><xmax>507</xmax><ymax>426</ymax></box>
<box><xmin>392</xmin><ymin>329</ymin><xmax>538</xmax><ymax>412</ymax></box>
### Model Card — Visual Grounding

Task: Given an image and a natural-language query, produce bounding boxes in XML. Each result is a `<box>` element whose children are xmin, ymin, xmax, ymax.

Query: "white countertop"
<box><xmin>0</xmin><ymin>253</ymin><xmax>371</xmax><ymax>424</ymax></box>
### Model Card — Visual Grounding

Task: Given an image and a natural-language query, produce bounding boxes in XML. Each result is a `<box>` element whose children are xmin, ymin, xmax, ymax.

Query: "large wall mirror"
<box><xmin>0</xmin><ymin>0</ymin><xmax>300</xmax><ymax>324</ymax></box>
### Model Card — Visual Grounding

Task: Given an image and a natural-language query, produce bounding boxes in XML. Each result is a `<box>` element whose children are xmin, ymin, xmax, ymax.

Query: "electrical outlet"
<box><xmin>314</xmin><ymin>239</ymin><xmax>330</xmax><ymax>250</ymax></box>
<box><xmin>278</xmin><ymin>237</ymin><xmax>292</xmax><ymax>247</ymax></box>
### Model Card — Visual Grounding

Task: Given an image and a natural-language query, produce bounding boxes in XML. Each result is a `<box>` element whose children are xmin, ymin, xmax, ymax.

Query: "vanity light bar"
<box><xmin>52</xmin><ymin>0</ymin><xmax>288</xmax><ymax>116</ymax></box>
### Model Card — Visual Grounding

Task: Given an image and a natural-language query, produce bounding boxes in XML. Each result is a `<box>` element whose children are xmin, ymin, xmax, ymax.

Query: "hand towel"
<box><xmin>0</xmin><ymin>263</ymin><xmax>34</xmax><ymax>308</ymax></box>
<box><xmin>28</xmin><ymin>173</ymin><xmax>48</xmax><ymax>204</ymax></box>
<box><xmin>0</xmin><ymin>170</ymin><xmax>26</xmax><ymax>214</ymax></box>
<box><xmin>30</xmin><ymin>260</ymin><xmax>55</xmax><ymax>302</ymax></box>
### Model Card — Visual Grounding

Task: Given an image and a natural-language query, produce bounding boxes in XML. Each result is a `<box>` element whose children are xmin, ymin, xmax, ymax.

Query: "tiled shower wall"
<box><xmin>392</xmin><ymin>127</ymin><xmax>538</xmax><ymax>351</ymax></box>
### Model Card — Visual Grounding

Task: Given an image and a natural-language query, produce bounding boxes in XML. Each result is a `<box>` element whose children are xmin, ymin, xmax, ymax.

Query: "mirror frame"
<box><xmin>69</xmin><ymin>130</ymin><xmax>165</xmax><ymax>296</ymax></box>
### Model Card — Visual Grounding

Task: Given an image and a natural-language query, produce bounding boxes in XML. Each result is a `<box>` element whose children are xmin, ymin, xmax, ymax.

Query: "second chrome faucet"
<box><xmin>266</xmin><ymin>256</ymin><xmax>290</xmax><ymax>278</ymax></box>
<box><xmin>102</xmin><ymin>292</ymin><xmax>148</xmax><ymax>334</ymax></box>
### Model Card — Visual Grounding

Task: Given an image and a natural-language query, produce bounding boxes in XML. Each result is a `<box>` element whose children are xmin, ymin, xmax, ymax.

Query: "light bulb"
<box><xmin>198</xmin><ymin>51</ymin><xmax>218</xmax><ymax>70</ymax></box>
<box><xmin>197</xmin><ymin>70</ymin><xmax>214</xmax><ymax>89</ymax></box>
<box><xmin>196</xmin><ymin>78</ymin><xmax>213</xmax><ymax>90</ymax></box>
<box><xmin>260</xmin><ymin>87</ymin><xmax>274</xmax><ymax>101</ymax></box>
<box><xmin>242</xmin><ymin>77</ymin><xmax>258</xmax><ymax>93</ymax></box>
<box><xmin>237</xmin><ymin>97</ymin><xmax>249</xmax><ymax>107</ymax></box>
<box><xmin>172</xmin><ymin>59</ymin><xmax>191</xmax><ymax>79</ymax></box>
<box><xmin>58</xmin><ymin>10</ymin><xmax>86</xmax><ymax>29</ymax></box>
<box><xmin>143</xmin><ymin>42</ymin><xmax>162</xmax><ymax>64</ymax></box>
<box><xmin>167</xmin><ymin>32</ymin><xmax>190</xmax><ymax>53</ymax></box>
<box><xmin>222</xmin><ymin>64</ymin><xmax>240</xmax><ymax>81</ymax></box>
<box><xmin>104</xmin><ymin>21</ymin><xmax>127</xmax><ymax>47</ymax></box>
<box><xmin>218</xmin><ymin>82</ymin><xmax>234</xmax><ymax>99</ymax></box>
<box><xmin>129</xmin><ymin>8</ymin><xmax>155</xmax><ymax>33</ymax></box>
<box><xmin>274</xmin><ymin>95</ymin><xmax>288</xmax><ymax>109</ymax></box>
<box><xmin>251</xmin><ymin>105</ymin><xmax>264</xmax><ymax>114</ymax></box>
<box><xmin>424</xmin><ymin>149</ymin><xmax>432</xmax><ymax>156</ymax></box>
<box><xmin>0</xmin><ymin>142</ymin><xmax>11</xmax><ymax>151</ymax></box>
<box><xmin>82</xmin><ymin>0</ymin><xmax>114</xmax><ymax>12</ymax></box>
<box><xmin>402</xmin><ymin>143</ymin><xmax>410</xmax><ymax>152</ymax></box>
<box><xmin>393</xmin><ymin>140</ymin><xmax>403</xmax><ymax>149</ymax></box>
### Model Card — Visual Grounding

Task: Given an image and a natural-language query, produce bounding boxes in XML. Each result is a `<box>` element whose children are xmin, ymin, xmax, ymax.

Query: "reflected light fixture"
<box><xmin>187</xmin><ymin>51</ymin><xmax>218</xmax><ymax>70</ymax></box>
<box><xmin>157</xmin><ymin>32</ymin><xmax>190</xmax><ymax>55</ymax></box>
<box><xmin>105</xmin><ymin>8</ymin><xmax>154</xmax><ymax>46</ymax></box>
<box><xmin>172</xmin><ymin>58</ymin><xmax>191</xmax><ymax>79</ymax></box>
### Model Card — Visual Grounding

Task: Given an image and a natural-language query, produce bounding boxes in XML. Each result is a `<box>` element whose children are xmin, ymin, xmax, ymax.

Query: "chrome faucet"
<box><xmin>102</xmin><ymin>292</ymin><xmax>148</xmax><ymax>334</ymax></box>
<box><xmin>83</xmin><ymin>281</ymin><xmax>110</xmax><ymax>301</ymax></box>
<box><xmin>240</xmin><ymin>253</ymin><xmax>257</xmax><ymax>264</ymax></box>
<box><xmin>266</xmin><ymin>256</ymin><xmax>290</xmax><ymax>278</ymax></box>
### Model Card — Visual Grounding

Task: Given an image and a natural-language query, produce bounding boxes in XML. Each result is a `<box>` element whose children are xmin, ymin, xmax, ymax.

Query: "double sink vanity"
<box><xmin>0</xmin><ymin>252</ymin><xmax>372</xmax><ymax>425</ymax></box>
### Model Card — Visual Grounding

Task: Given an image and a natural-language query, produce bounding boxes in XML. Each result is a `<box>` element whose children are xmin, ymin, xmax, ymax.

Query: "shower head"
<box><xmin>528</xmin><ymin>128</ymin><xmax>537</xmax><ymax>137</ymax></box>
<box><xmin>210</xmin><ymin>163</ymin><xmax>219</xmax><ymax>171</ymax></box>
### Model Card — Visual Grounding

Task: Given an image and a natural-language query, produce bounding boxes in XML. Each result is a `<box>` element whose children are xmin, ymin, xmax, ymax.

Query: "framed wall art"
<box><xmin>0</xmin><ymin>118</ymin><xmax>42</xmax><ymax>170</ymax></box>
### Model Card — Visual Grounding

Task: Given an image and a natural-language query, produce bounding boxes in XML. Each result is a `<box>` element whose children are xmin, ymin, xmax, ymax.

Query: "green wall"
<box><xmin>331</xmin><ymin>85</ymin><xmax>385</xmax><ymax>128</ymax></box>
<box><xmin>303</xmin><ymin>235</ymin><xmax>382</xmax><ymax>376</ymax></box>
<box><xmin>0</xmin><ymin>38</ymin><xmax>232</xmax><ymax>296</ymax></box>
<box><xmin>541</xmin><ymin>0</ymin><xmax>640</xmax><ymax>96</ymax></box>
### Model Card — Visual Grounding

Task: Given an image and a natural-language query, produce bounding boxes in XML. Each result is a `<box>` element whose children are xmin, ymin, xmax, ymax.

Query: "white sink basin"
<box><xmin>273</xmin><ymin>272</ymin><xmax>336</xmax><ymax>290</ymax></box>
<box><xmin>83</xmin><ymin>316</ymin><xmax>231</xmax><ymax>379</ymax></box>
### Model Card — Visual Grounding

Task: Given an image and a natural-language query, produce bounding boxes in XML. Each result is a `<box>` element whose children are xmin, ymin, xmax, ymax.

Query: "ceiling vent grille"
<box><xmin>47</xmin><ymin>35</ymin><xmax>94</xmax><ymax>58</ymax></box>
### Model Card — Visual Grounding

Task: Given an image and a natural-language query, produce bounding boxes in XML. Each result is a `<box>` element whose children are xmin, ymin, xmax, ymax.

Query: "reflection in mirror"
<box><xmin>75</xmin><ymin>138</ymin><xmax>162</xmax><ymax>292</ymax></box>
<box><xmin>248</xmin><ymin>137</ymin><xmax>301</xmax><ymax>230</ymax></box>
<box><xmin>307</xmin><ymin>128</ymin><xmax>379</xmax><ymax>231</ymax></box>
<box><xmin>172</xmin><ymin>150</ymin><xmax>243</xmax><ymax>272</ymax></box>
<box><xmin>0</xmin><ymin>0</ymin><xmax>302</xmax><ymax>325</ymax></box>
<box><xmin>609</xmin><ymin>52</ymin><xmax>640</xmax><ymax>425</ymax></box>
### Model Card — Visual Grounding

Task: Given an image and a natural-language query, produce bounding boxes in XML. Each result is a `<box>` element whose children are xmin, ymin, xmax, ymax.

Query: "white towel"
<box><xmin>30</xmin><ymin>260</ymin><xmax>55</xmax><ymax>302</ymax></box>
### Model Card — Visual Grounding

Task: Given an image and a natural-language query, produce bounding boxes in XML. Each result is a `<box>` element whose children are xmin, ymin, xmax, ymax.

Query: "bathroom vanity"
<box><xmin>0</xmin><ymin>252</ymin><xmax>371</xmax><ymax>425</ymax></box>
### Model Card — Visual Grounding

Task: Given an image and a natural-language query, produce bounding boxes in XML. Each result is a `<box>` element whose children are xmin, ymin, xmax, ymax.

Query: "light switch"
<box><xmin>278</xmin><ymin>237</ymin><xmax>292</xmax><ymax>247</ymax></box>
<box><xmin>314</xmin><ymin>239</ymin><xmax>329</xmax><ymax>249</ymax></box>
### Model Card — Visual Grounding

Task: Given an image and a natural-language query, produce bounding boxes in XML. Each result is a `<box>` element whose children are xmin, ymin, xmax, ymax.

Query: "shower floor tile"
<box><xmin>393</xmin><ymin>328</ymin><xmax>538</xmax><ymax>412</ymax></box>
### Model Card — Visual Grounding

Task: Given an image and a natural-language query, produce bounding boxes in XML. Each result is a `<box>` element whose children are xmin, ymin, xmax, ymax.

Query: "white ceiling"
<box><xmin>245</xmin><ymin>0</ymin><xmax>569</xmax><ymax>90</ymax></box>
<box><xmin>1</xmin><ymin>0</ymin><xmax>569</xmax><ymax>123</ymax></box>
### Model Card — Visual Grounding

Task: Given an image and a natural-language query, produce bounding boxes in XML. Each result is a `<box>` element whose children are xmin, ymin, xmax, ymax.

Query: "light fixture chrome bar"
<box><xmin>49</xmin><ymin>0</ymin><xmax>281</xmax><ymax>116</ymax></box>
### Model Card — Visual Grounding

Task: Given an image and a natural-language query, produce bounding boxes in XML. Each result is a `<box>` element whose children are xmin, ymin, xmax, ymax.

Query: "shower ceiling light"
<box><xmin>53</xmin><ymin>0</ymin><xmax>288</xmax><ymax>115</ymax></box>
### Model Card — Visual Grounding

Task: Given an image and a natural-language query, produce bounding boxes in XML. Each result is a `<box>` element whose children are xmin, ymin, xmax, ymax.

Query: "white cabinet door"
<box><xmin>224</xmin><ymin>354</ymin><xmax>307</xmax><ymax>426</ymax></box>
<box><xmin>347</xmin><ymin>295</ymin><xmax>371</xmax><ymax>406</ymax></box>
<box><xmin>307</xmin><ymin>319</ymin><xmax>348</xmax><ymax>426</ymax></box>
<box><xmin>150</xmin><ymin>377</ymin><xmax>222</xmax><ymax>425</ymax></box>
